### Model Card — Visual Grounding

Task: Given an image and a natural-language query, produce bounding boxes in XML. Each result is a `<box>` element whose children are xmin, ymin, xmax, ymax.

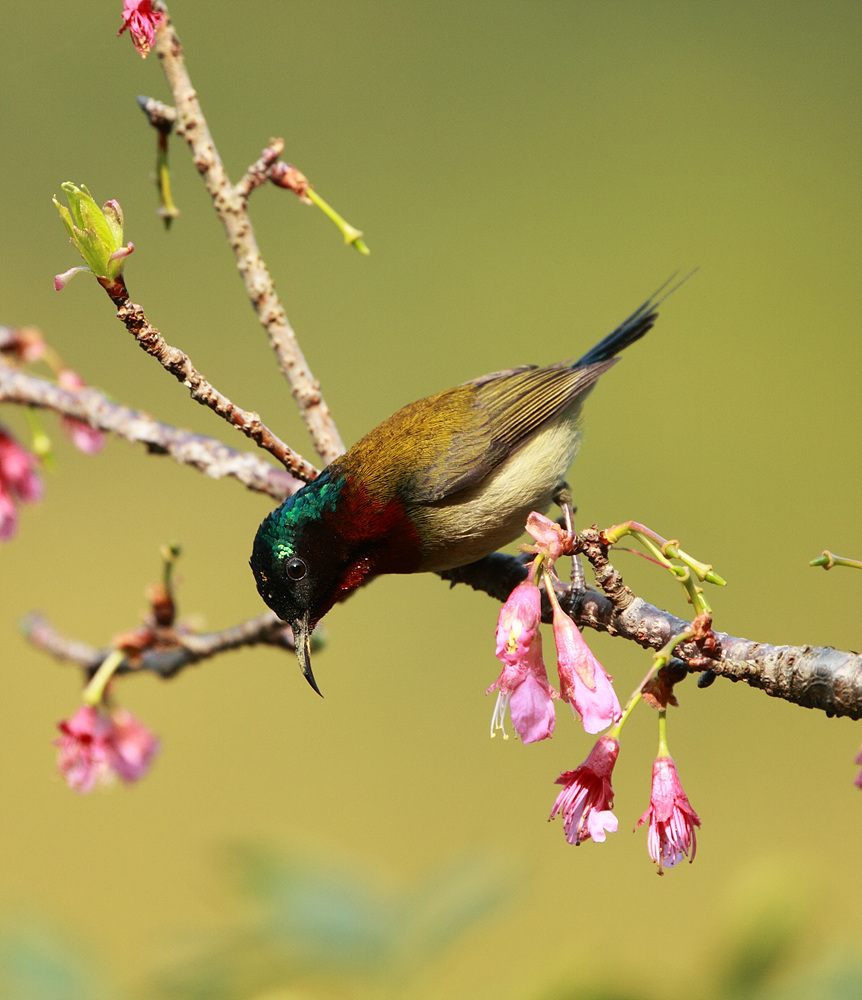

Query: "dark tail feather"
<box><xmin>573</xmin><ymin>271</ymin><xmax>695</xmax><ymax>368</ymax></box>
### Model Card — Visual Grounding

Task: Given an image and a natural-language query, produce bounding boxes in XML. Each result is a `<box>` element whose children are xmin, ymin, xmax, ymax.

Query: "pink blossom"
<box><xmin>549</xmin><ymin>736</ymin><xmax>620</xmax><ymax>845</ymax></box>
<box><xmin>0</xmin><ymin>427</ymin><xmax>43</xmax><ymax>540</ymax></box>
<box><xmin>495</xmin><ymin>579</ymin><xmax>541</xmax><ymax>661</ymax></box>
<box><xmin>0</xmin><ymin>429</ymin><xmax>43</xmax><ymax>502</ymax></box>
<box><xmin>0</xmin><ymin>326</ymin><xmax>46</xmax><ymax>362</ymax></box>
<box><xmin>552</xmin><ymin>604</ymin><xmax>621</xmax><ymax>734</ymax></box>
<box><xmin>57</xmin><ymin>370</ymin><xmax>106</xmax><ymax>454</ymax></box>
<box><xmin>55</xmin><ymin>705</ymin><xmax>114</xmax><ymax>792</ymax></box>
<box><xmin>637</xmin><ymin>755</ymin><xmax>701</xmax><ymax>872</ymax></box>
<box><xmin>55</xmin><ymin>705</ymin><xmax>159</xmax><ymax>792</ymax></box>
<box><xmin>117</xmin><ymin>0</ymin><xmax>165</xmax><ymax>58</ymax></box>
<box><xmin>855</xmin><ymin>746</ymin><xmax>862</xmax><ymax>789</ymax></box>
<box><xmin>486</xmin><ymin>579</ymin><xmax>556</xmax><ymax>743</ymax></box>
<box><xmin>107</xmin><ymin>708</ymin><xmax>160</xmax><ymax>782</ymax></box>
<box><xmin>0</xmin><ymin>486</ymin><xmax>18</xmax><ymax>541</ymax></box>
<box><xmin>525</xmin><ymin>511</ymin><xmax>567</xmax><ymax>565</ymax></box>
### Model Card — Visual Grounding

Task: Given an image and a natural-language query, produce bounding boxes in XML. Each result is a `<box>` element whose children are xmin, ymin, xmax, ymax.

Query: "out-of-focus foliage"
<box><xmin>2</xmin><ymin>847</ymin><xmax>509</xmax><ymax>1000</ymax></box>
<box><xmin>0</xmin><ymin>922</ymin><xmax>116</xmax><ymax>1000</ymax></box>
<box><xmin>3</xmin><ymin>847</ymin><xmax>861</xmax><ymax>1000</ymax></box>
<box><xmin>149</xmin><ymin>847</ymin><xmax>509</xmax><ymax>1000</ymax></box>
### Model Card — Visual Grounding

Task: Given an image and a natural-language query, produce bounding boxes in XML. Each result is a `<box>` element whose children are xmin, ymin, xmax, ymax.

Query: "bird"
<box><xmin>251</xmin><ymin>280</ymin><xmax>678</xmax><ymax>695</ymax></box>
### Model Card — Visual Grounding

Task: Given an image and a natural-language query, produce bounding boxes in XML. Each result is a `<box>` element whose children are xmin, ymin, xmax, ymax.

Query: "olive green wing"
<box><xmin>406</xmin><ymin>357</ymin><xmax>617</xmax><ymax>504</ymax></box>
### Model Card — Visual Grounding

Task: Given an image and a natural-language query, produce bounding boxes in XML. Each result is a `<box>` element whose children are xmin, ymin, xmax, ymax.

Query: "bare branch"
<box><xmin>90</xmin><ymin>284</ymin><xmax>319</xmax><ymax>484</ymax></box>
<box><xmin>702</xmin><ymin>631</ymin><xmax>862</xmax><ymax>718</ymax></box>
<box><xmin>149</xmin><ymin>3</ymin><xmax>345</xmax><ymax>464</ymax></box>
<box><xmin>236</xmin><ymin>138</ymin><xmax>284</xmax><ymax>199</ymax></box>
<box><xmin>136</xmin><ymin>95</ymin><xmax>176</xmax><ymax>132</ymax></box>
<box><xmin>23</xmin><ymin>611</ymin><xmax>295</xmax><ymax>680</ymax></box>
<box><xmin>0</xmin><ymin>362</ymin><xmax>297</xmax><ymax>500</ymax></box>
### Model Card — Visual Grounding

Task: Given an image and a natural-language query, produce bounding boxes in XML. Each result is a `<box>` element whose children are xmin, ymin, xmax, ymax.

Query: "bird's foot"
<box><xmin>552</xmin><ymin>481</ymin><xmax>584</xmax><ymax>593</ymax></box>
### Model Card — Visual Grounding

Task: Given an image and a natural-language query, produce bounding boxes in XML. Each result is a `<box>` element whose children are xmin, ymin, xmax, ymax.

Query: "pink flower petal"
<box><xmin>552</xmin><ymin>606</ymin><xmax>620</xmax><ymax>734</ymax></box>
<box><xmin>0</xmin><ymin>427</ymin><xmax>43</xmax><ymax>540</ymax></box>
<box><xmin>62</xmin><ymin>418</ymin><xmax>106</xmax><ymax>454</ymax></box>
<box><xmin>55</xmin><ymin>704</ymin><xmax>159</xmax><ymax>791</ymax></box>
<box><xmin>488</xmin><ymin>579</ymin><xmax>557</xmax><ymax>742</ymax></box>
<box><xmin>0</xmin><ymin>487</ymin><xmax>18</xmax><ymax>541</ymax></box>
<box><xmin>107</xmin><ymin>708</ymin><xmax>160</xmax><ymax>782</ymax></box>
<box><xmin>57</xmin><ymin>371</ymin><xmax>106</xmax><ymax>453</ymax></box>
<box><xmin>117</xmin><ymin>1</ymin><xmax>165</xmax><ymax>58</ymax></box>
<box><xmin>525</xmin><ymin>511</ymin><xmax>567</xmax><ymax>564</ymax></box>
<box><xmin>55</xmin><ymin>705</ymin><xmax>114</xmax><ymax>793</ymax></box>
<box><xmin>509</xmin><ymin>670</ymin><xmax>556</xmax><ymax>744</ymax></box>
<box><xmin>494</xmin><ymin>580</ymin><xmax>542</xmax><ymax>663</ymax></box>
<box><xmin>550</xmin><ymin>736</ymin><xmax>620</xmax><ymax>846</ymax></box>
<box><xmin>637</xmin><ymin>755</ymin><xmax>701</xmax><ymax>872</ymax></box>
<box><xmin>587</xmin><ymin>809</ymin><xmax>618</xmax><ymax>843</ymax></box>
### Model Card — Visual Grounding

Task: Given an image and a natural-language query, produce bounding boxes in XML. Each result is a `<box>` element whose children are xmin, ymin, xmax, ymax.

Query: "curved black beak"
<box><xmin>292</xmin><ymin>611</ymin><xmax>322</xmax><ymax>697</ymax></box>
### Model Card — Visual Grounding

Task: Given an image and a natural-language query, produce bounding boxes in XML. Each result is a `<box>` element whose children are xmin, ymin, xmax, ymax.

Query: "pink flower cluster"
<box><xmin>486</xmin><ymin>513</ymin><xmax>621</xmax><ymax>742</ymax></box>
<box><xmin>55</xmin><ymin>705</ymin><xmax>159</xmax><ymax>792</ymax></box>
<box><xmin>0</xmin><ymin>427</ymin><xmax>43</xmax><ymax>541</ymax></box>
<box><xmin>490</xmin><ymin>512</ymin><xmax>702</xmax><ymax>870</ymax></box>
<box><xmin>549</xmin><ymin>740</ymin><xmax>701</xmax><ymax>870</ymax></box>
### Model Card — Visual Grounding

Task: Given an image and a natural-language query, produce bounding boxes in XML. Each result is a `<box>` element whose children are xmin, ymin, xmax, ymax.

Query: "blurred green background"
<box><xmin>2</xmin><ymin>1</ymin><xmax>861</xmax><ymax>998</ymax></box>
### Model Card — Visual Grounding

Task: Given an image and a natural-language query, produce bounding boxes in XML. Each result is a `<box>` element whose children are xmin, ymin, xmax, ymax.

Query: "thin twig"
<box><xmin>0</xmin><ymin>362</ymin><xmax>301</xmax><ymax>499</ymax></box>
<box><xmin>136</xmin><ymin>95</ymin><xmax>176</xmax><ymax>132</ymax></box>
<box><xmin>236</xmin><ymin>138</ymin><xmax>284</xmax><ymax>199</ymax></box>
<box><xmin>150</xmin><ymin>2</ymin><xmax>344</xmax><ymax>464</ymax></box>
<box><xmin>91</xmin><ymin>283</ymin><xmax>318</xmax><ymax>483</ymax></box>
<box><xmin>23</xmin><ymin>611</ymin><xmax>296</xmax><ymax>680</ymax></box>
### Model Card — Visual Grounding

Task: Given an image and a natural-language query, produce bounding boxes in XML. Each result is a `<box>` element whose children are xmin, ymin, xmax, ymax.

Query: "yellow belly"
<box><xmin>411</xmin><ymin>415</ymin><xmax>582</xmax><ymax>571</ymax></box>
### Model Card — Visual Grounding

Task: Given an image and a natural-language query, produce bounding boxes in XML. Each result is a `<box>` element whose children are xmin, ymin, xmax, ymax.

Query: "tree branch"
<box><xmin>90</xmin><ymin>284</ymin><xmax>319</xmax><ymax>483</ymax></box>
<box><xmin>440</xmin><ymin>554</ymin><xmax>862</xmax><ymax>720</ymax></box>
<box><xmin>22</xmin><ymin>533</ymin><xmax>862</xmax><ymax>717</ymax></box>
<box><xmin>150</xmin><ymin>1</ymin><xmax>345</xmax><ymax>464</ymax></box>
<box><xmin>23</xmin><ymin>611</ymin><xmax>295</xmax><ymax>680</ymax></box>
<box><xmin>0</xmin><ymin>362</ymin><xmax>297</xmax><ymax>500</ymax></box>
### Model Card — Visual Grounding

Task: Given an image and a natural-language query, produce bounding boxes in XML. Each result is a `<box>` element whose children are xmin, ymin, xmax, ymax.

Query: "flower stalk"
<box><xmin>82</xmin><ymin>648</ymin><xmax>126</xmax><ymax>707</ymax></box>
<box><xmin>305</xmin><ymin>188</ymin><xmax>370</xmax><ymax>255</ymax></box>
<box><xmin>602</xmin><ymin>520</ymin><xmax>725</xmax><ymax>614</ymax></box>
<box><xmin>810</xmin><ymin>550</ymin><xmax>862</xmax><ymax>571</ymax></box>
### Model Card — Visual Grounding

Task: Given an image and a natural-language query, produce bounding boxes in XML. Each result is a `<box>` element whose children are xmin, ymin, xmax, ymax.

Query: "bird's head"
<box><xmin>249</xmin><ymin>474</ymin><xmax>347</xmax><ymax>695</ymax></box>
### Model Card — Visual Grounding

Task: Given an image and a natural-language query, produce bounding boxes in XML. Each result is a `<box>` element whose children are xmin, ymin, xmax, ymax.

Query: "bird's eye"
<box><xmin>285</xmin><ymin>556</ymin><xmax>308</xmax><ymax>581</ymax></box>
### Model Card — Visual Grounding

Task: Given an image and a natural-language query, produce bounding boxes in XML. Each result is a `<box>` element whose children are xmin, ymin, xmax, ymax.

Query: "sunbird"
<box><xmin>251</xmin><ymin>284</ymin><xmax>672</xmax><ymax>694</ymax></box>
